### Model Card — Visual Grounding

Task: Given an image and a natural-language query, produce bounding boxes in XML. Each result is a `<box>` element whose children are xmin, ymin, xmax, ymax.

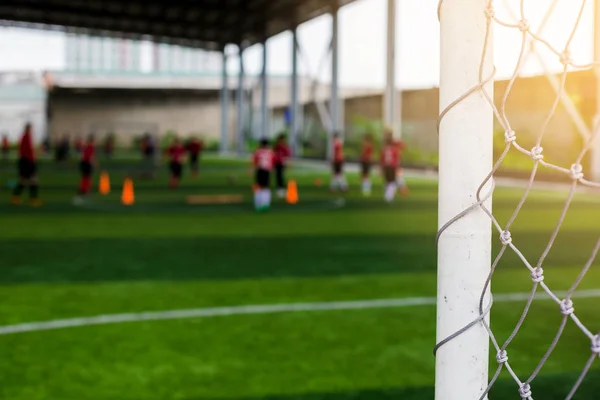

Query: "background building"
<box><xmin>64</xmin><ymin>34</ymin><xmax>221</xmax><ymax>74</ymax></box>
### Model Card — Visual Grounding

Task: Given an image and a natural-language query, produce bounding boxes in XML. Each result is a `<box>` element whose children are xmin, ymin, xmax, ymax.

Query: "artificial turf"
<box><xmin>0</xmin><ymin>155</ymin><xmax>599</xmax><ymax>399</ymax></box>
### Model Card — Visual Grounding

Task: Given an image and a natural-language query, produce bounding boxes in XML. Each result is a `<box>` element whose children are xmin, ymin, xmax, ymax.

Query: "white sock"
<box><xmin>331</xmin><ymin>175</ymin><xmax>340</xmax><ymax>191</ymax></box>
<box><xmin>362</xmin><ymin>179</ymin><xmax>371</xmax><ymax>194</ymax></box>
<box><xmin>339</xmin><ymin>176</ymin><xmax>348</xmax><ymax>191</ymax></box>
<box><xmin>384</xmin><ymin>183</ymin><xmax>397</xmax><ymax>202</ymax></box>
<box><xmin>254</xmin><ymin>190</ymin><xmax>261</xmax><ymax>209</ymax></box>
<box><xmin>264</xmin><ymin>189</ymin><xmax>271</xmax><ymax>207</ymax></box>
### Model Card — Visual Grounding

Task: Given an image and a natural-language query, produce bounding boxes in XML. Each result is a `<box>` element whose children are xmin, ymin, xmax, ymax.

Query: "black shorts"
<box><xmin>18</xmin><ymin>158</ymin><xmax>37</xmax><ymax>179</ymax></box>
<box><xmin>170</xmin><ymin>161</ymin><xmax>183</xmax><ymax>178</ymax></box>
<box><xmin>255</xmin><ymin>169</ymin><xmax>270</xmax><ymax>189</ymax></box>
<box><xmin>79</xmin><ymin>161</ymin><xmax>93</xmax><ymax>178</ymax></box>
<box><xmin>332</xmin><ymin>161</ymin><xmax>343</xmax><ymax>175</ymax></box>
<box><xmin>384</xmin><ymin>166</ymin><xmax>396</xmax><ymax>183</ymax></box>
<box><xmin>361</xmin><ymin>161</ymin><xmax>371</xmax><ymax>176</ymax></box>
<box><xmin>190</xmin><ymin>154</ymin><xmax>199</xmax><ymax>167</ymax></box>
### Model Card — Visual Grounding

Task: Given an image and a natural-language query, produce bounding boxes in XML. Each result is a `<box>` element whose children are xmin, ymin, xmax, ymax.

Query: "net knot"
<box><xmin>591</xmin><ymin>335</ymin><xmax>600</xmax><ymax>354</ymax></box>
<box><xmin>504</xmin><ymin>129</ymin><xmax>516</xmax><ymax>144</ymax></box>
<box><xmin>496</xmin><ymin>350</ymin><xmax>508</xmax><ymax>364</ymax></box>
<box><xmin>570</xmin><ymin>163</ymin><xmax>583</xmax><ymax>180</ymax></box>
<box><xmin>531</xmin><ymin>267</ymin><xmax>544</xmax><ymax>283</ymax></box>
<box><xmin>518</xmin><ymin>19</ymin><xmax>530</xmax><ymax>32</ymax></box>
<box><xmin>519</xmin><ymin>383</ymin><xmax>532</xmax><ymax>399</ymax></box>
<box><xmin>560</xmin><ymin>299</ymin><xmax>574</xmax><ymax>316</ymax></box>
<box><xmin>484</xmin><ymin>6</ymin><xmax>495</xmax><ymax>19</ymax></box>
<box><xmin>530</xmin><ymin>146</ymin><xmax>544</xmax><ymax>161</ymax></box>
<box><xmin>500</xmin><ymin>230</ymin><xmax>512</xmax><ymax>245</ymax></box>
<box><xmin>560</xmin><ymin>50</ymin><xmax>573</xmax><ymax>66</ymax></box>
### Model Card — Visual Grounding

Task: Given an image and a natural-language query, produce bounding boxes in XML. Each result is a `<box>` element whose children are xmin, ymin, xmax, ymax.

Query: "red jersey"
<box><xmin>381</xmin><ymin>144</ymin><xmax>399</xmax><ymax>167</ymax></box>
<box><xmin>253</xmin><ymin>148</ymin><xmax>275</xmax><ymax>171</ymax></box>
<box><xmin>1</xmin><ymin>137</ymin><xmax>9</xmax><ymax>150</ymax></box>
<box><xmin>361</xmin><ymin>142</ymin><xmax>374</xmax><ymax>163</ymax></box>
<box><xmin>333</xmin><ymin>138</ymin><xmax>344</xmax><ymax>162</ymax></box>
<box><xmin>187</xmin><ymin>140</ymin><xmax>203</xmax><ymax>156</ymax></box>
<box><xmin>81</xmin><ymin>143</ymin><xmax>95</xmax><ymax>163</ymax></box>
<box><xmin>19</xmin><ymin>128</ymin><xmax>35</xmax><ymax>161</ymax></box>
<box><xmin>273</xmin><ymin>143</ymin><xmax>291</xmax><ymax>165</ymax></box>
<box><xmin>168</xmin><ymin>144</ymin><xmax>186</xmax><ymax>163</ymax></box>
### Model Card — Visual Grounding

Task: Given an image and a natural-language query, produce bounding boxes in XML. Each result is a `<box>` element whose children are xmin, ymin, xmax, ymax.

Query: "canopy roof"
<box><xmin>0</xmin><ymin>0</ymin><xmax>355</xmax><ymax>50</ymax></box>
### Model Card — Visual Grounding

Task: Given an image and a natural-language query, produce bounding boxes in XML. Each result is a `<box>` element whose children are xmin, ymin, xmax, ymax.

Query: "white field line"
<box><xmin>0</xmin><ymin>289</ymin><xmax>599</xmax><ymax>336</ymax></box>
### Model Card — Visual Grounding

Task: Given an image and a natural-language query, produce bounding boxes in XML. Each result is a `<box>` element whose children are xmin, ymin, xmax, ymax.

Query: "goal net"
<box><xmin>436</xmin><ymin>1</ymin><xmax>600</xmax><ymax>399</ymax></box>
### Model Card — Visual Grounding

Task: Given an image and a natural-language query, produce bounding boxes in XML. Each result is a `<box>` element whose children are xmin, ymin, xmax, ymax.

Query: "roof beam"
<box><xmin>0</xmin><ymin>2</ymin><xmax>234</xmax><ymax>46</ymax></box>
<box><xmin>0</xmin><ymin>0</ymin><xmax>354</xmax><ymax>51</ymax></box>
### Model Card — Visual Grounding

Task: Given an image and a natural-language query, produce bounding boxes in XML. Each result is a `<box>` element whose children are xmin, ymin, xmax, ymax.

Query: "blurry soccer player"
<box><xmin>75</xmin><ymin>135</ymin><xmax>96</xmax><ymax>200</ymax></box>
<box><xmin>395</xmin><ymin>139</ymin><xmax>409</xmax><ymax>195</ymax></box>
<box><xmin>141</xmin><ymin>134</ymin><xmax>157</xmax><ymax>179</ymax></box>
<box><xmin>42</xmin><ymin>136</ymin><xmax>51</xmax><ymax>155</ymax></box>
<box><xmin>103</xmin><ymin>135</ymin><xmax>114</xmax><ymax>159</ymax></box>
<box><xmin>74</xmin><ymin>136</ymin><xmax>83</xmax><ymax>154</ymax></box>
<box><xmin>166</xmin><ymin>137</ymin><xmax>186</xmax><ymax>189</ymax></box>
<box><xmin>55</xmin><ymin>134</ymin><xmax>70</xmax><ymax>163</ymax></box>
<box><xmin>273</xmin><ymin>134</ymin><xmax>292</xmax><ymax>198</ymax></box>
<box><xmin>330</xmin><ymin>132</ymin><xmax>348</xmax><ymax>192</ymax></box>
<box><xmin>360</xmin><ymin>133</ymin><xmax>374</xmax><ymax>196</ymax></box>
<box><xmin>187</xmin><ymin>137</ymin><xmax>204</xmax><ymax>178</ymax></box>
<box><xmin>252</xmin><ymin>138</ymin><xmax>275</xmax><ymax>212</ymax></box>
<box><xmin>1</xmin><ymin>134</ymin><xmax>9</xmax><ymax>161</ymax></box>
<box><xmin>11</xmin><ymin>123</ymin><xmax>42</xmax><ymax>206</ymax></box>
<box><xmin>140</xmin><ymin>135</ymin><xmax>148</xmax><ymax>157</ymax></box>
<box><xmin>380</xmin><ymin>131</ymin><xmax>408</xmax><ymax>202</ymax></box>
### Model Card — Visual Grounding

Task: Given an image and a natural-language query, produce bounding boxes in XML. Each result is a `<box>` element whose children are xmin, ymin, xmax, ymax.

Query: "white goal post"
<box><xmin>436</xmin><ymin>0</ymin><xmax>493</xmax><ymax>399</ymax></box>
<box><xmin>436</xmin><ymin>0</ymin><xmax>600</xmax><ymax>399</ymax></box>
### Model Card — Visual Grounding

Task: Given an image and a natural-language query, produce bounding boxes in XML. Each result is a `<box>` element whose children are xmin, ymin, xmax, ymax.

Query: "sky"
<box><xmin>0</xmin><ymin>0</ymin><xmax>595</xmax><ymax>90</ymax></box>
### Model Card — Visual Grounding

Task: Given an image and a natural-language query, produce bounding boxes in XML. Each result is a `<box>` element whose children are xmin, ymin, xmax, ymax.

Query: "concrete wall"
<box><xmin>46</xmin><ymin>69</ymin><xmax>596</xmax><ymax>161</ymax></box>
<box><xmin>48</xmin><ymin>91</ymin><xmax>235</xmax><ymax>146</ymax></box>
<box><xmin>45</xmin><ymin>71</ymin><xmax>382</xmax><ymax>148</ymax></box>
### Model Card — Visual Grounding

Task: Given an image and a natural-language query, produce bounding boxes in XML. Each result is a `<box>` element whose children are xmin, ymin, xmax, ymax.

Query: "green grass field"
<box><xmin>0</xmin><ymin>155</ymin><xmax>599</xmax><ymax>400</ymax></box>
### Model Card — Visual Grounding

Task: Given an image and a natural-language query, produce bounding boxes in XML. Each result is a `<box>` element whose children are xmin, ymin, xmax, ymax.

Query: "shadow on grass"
<box><xmin>1</xmin><ymin>231</ymin><xmax>599</xmax><ymax>283</ymax></box>
<box><xmin>180</xmin><ymin>371</ymin><xmax>600</xmax><ymax>400</ymax></box>
<box><xmin>0</xmin><ymin>191</ymin><xmax>597</xmax><ymax>216</ymax></box>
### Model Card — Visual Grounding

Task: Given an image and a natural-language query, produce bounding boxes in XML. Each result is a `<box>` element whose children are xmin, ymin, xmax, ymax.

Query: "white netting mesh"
<box><xmin>435</xmin><ymin>0</ymin><xmax>600</xmax><ymax>399</ymax></box>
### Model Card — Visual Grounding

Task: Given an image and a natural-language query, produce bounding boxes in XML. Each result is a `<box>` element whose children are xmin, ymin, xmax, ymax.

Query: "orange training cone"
<box><xmin>121</xmin><ymin>178</ymin><xmax>135</xmax><ymax>206</ymax></box>
<box><xmin>99</xmin><ymin>172</ymin><xmax>110</xmax><ymax>195</ymax></box>
<box><xmin>286</xmin><ymin>180</ymin><xmax>298</xmax><ymax>204</ymax></box>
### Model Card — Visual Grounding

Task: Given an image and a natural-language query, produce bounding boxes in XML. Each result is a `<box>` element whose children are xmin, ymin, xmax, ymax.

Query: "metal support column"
<box><xmin>153</xmin><ymin>42</ymin><xmax>160</xmax><ymax>72</ymax></box>
<box><xmin>220</xmin><ymin>51</ymin><xmax>229</xmax><ymax>154</ymax></box>
<box><xmin>384</xmin><ymin>0</ymin><xmax>401</xmax><ymax>137</ymax></box>
<box><xmin>329</xmin><ymin>1</ymin><xmax>340</xmax><ymax>159</ymax></box>
<box><xmin>236</xmin><ymin>47</ymin><xmax>245</xmax><ymax>154</ymax></box>
<box><xmin>291</xmin><ymin>27</ymin><xmax>300</xmax><ymax>155</ymax></box>
<box><xmin>260</xmin><ymin>41</ymin><xmax>269</xmax><ymax>138</ymax></box>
